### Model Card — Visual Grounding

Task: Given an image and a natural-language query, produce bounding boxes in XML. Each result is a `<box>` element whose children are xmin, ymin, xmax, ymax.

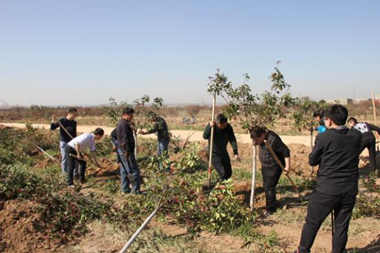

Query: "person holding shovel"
<box><xmin>50</xmin><ymin>108</ymin><xmax>78</xmax><ymax>174</ymax></box>
<box><xmin>117</xmin><ymin>108</ymin><xmax>141</xmax><ymax>194</ymax></box>
<box><xmin>65</xmin><ymin>128</ymin><xmax>105</xmax><ymax>187</ymax></box>
<box><xmin>250</xmin><ymin>126</ymin><xmax>290</xmax><ymax>215</ymax></box>
<box><xmin>139</xmin><ymin>111</ymin><xmax>171</xmax><ymax>172</ymax></box>
<box><xmin>203</xmin><ymin>114</ymin><xmax>240</xmax><ymax>182</ymax></box>
<box><xmin>296</xmin><ymin>105</ymin><xmax>362</xmax><ymax>253</ymax></box>
<box><xmin>347</xmin><ymin>117</ymin><xmax>380</xmax><ymax>177</ymax></box>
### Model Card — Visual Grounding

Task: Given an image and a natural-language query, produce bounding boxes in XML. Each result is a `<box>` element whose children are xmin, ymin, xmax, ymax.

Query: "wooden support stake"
<box><xmin>208</xmin><ymin>94</ymin><xmax>216</xmax><ymax>188</ymax></box>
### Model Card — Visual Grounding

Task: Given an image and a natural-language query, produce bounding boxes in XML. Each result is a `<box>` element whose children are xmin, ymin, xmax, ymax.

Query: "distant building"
<box><xmin>325</xmin><ymin>98</ymin><xmax>371</xmax><ymax>105</ymax></box>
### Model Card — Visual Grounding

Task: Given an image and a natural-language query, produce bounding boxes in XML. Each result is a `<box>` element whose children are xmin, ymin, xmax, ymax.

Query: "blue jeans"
<box><xmin>117</xmin><ymin>149</ymin><xmax>141</xmax><ymax>193</ymax></box>
<box><xmin>158</xmin><ymin>139</ymin><xmax>170</xmax><ymax>171</ymax></box>
<box><xmin>111</xmin><ymin>138</ymin><xmax>122</xmax><ymax>164</ymax></box>
<box><xmin>59</xmin><ymin>141</ymin><xmax>77</xmax><ymax>174</ymax></box>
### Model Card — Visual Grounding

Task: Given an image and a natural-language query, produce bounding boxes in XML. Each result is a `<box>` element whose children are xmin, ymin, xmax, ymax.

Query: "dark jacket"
<box><xmin>111</xmin><ymin>128</ymin><xmax>117</xmax><ymax>140</ymax></box>
<box><xmin>117</xmin><ymin>119</ymin><xmax>135</xmax><ymax>153</ymax></box>
<box><xmin>203</xmin><ymin>123</ymin><xmax>238</xmax><ymax>156</ymax></box>
<box><xmin>148</xmin><ymin>117</ymin><xmax>170</xmax><ymax>141</ymax></box>
<box><xmin>259</xmin><ymin>131</ymin><xmax>290</xmax><ymax>169</ymax></box>
<box><xmin>310</xmin><ymin>127</ymin><xmax>362</xmax><ymax>195</ymax></box>
<box><xmin>50</xmin><ymin>118</ymin><xmax>77</xmax><ymax>143</ymax></box>
<box><xmin>354</xmin><ymin>122</ymin><xmax>380</xmax><ymax>140</ymax></box>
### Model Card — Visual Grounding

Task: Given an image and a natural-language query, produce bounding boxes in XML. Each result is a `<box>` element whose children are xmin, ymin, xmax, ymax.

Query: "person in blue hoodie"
<box><xmin>313</xmin><ymin>110</ymin><xmax>326</xmax><ymax>134</ymax></box>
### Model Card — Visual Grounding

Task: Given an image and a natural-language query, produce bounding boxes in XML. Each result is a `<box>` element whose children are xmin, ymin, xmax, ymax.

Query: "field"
<box><xmin>0</xmin><ymin>108</ymin><xmax>379</xmax><ymax>253</ymax></box>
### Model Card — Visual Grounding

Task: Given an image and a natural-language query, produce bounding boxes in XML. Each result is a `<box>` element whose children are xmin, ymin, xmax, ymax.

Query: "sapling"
<box><xmin>291</xmin><ymin>96</ymin><xmax>326</xmax><ymax>175</ymax></box>
<box><xmin>107</xmin><ymin>95</ymin><xmax>164</xmax><ymax>155</ymax></box>
<box><xmin>207</xmin><ymin>62</ymin><xmax>296</xmax><ymax>210</ymax></box>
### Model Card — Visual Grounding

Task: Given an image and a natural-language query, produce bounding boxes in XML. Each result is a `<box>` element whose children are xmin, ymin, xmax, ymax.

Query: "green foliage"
<box><xmin>106</xmin><ymin>95</ymin><xmax>164</xmax><ymax>132</ymax></box>
<box><xmin>104</xmin><ymin>179</ymin><xmax>120</xmax><ymax>194</ymax></box>
<box><xmin>163</xmin><ymin>178</ymin><xmax>254</xmax><ymax>233</ymax></box>
<box><xmin>95</xmin><ymin>135</ymin><xmax>113</xmax><ymax>157</ymax></box>
<box><xmin>0</xmin><ymin>125</ymin><xmax>58</xmax><ymax>166</ymax></box>
<box><xmin>175</xmin><ymin>143</ymin><xmax>206</xmax><ymax>172</ymax></box>
<box><xmin>361</xmin><ymin>172</ymin><xmax>380</xmax><ymax>193</ymax></box>
<box><xmin>207</xmin><ymin>63</ymin><xmax>296</xmax><ymax>129</ymax></box>
<box><xmin>352</xmin><ymin>193</ymin><xmax>380</xmax><ymax>219</ymax></box>
<box><xmin>291</xmin><ymin>96</ymin><xmax>326</xmax><ymax>131</ymax></box>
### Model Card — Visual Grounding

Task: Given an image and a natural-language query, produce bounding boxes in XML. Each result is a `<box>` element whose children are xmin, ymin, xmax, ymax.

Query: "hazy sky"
<box><xmin>1</xmin><ymin>1</ymin><xmax>379</xmax><ymax>106</ymax></box>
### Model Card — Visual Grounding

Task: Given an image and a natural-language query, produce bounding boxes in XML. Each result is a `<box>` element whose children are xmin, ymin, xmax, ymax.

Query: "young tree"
<box><xmin>107</xmin><ymin>95</ymin><xmax>164</xmax><ymax>154</ymax></box>
<box><xmin>291</xmin><ymin>97</ymin><xmax>326</xmax><ymax>175</ymax></box>
<box><xmin>207</xmin><ymin>62</ymin><xmax>296</xmax><ymax>210</ymax></box>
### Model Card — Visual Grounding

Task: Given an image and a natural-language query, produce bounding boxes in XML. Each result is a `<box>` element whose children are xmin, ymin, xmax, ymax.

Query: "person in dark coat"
<box><xmin>347</xmin><ymin>117</ymin><xmax>380</xmax><ymax>176</ymax></box>
<box><xmin>296</xmin><ymin>105</ymin><xmax>362</xmax><ymax>253</ymax></box>
<box><xmin>250</xmin><ymin>126</ymin><xmax>290</xmax><ymax>215</ymax></box>
<box><xmin>203</xmin><ymin>114</ymin><xmax>240</xmax><ymax>181</ymax></box>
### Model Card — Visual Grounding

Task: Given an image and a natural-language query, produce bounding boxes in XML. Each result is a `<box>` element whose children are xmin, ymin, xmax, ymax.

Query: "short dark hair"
<box><xmin>123</xmin><ymin>107</ymin><xmax>135</xmax><ymax>115</ymax></box>
<box><xmin>249</xmin><ymin>126</ymin><xmax>267</xmax><ymax>139</ymax></box>
<box><xmin>94</xmin><ymin>128</ymin><xmax>104</xmax><ymax>136</ymax></box>
<box><xmin>313</xmin><ymin>110</ymin><xmax>324</xmax><ymax>118</ymax></box>
<box><xmin>347</xmin><ymin>117</ymin><xmax>357</xmax><ymax>124</ymax></box>
<box><xmin>216</xmin><ymin>114</ymin><xmax>227</xmax><ymax>124</ymax></box>
<box><xmin>324</xmin><ymin>105</ymin><xmax>348</xmax><ymax>126</ymax></box>
<box><xmin>68</xmin><ymin>108</ymin><xmax>78</xmax><ymax>114</ymax></box>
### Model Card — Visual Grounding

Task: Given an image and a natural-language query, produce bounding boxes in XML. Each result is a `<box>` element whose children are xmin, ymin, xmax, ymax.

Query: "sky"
<box><xmin>0</xmin><ymin>0</ymin><xmax>379</xmax><ymax>106</ymax></box>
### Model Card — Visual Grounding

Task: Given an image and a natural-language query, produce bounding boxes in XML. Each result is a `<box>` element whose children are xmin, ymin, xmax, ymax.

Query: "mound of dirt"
<box><xmin>0</xmin><ymin>199</ymin><xmax>62</xmax><ymax>253</ymax></box>
<box><xmin>288</xmin><ymin>143</ymin><xmax>312</xmax><ymax>176</ymax></box>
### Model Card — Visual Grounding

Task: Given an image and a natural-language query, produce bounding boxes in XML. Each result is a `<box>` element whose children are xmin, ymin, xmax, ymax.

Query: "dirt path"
<box><xmin>1</xmin><ymin>122</ymin><xmax>313</xmax><ymax>146</ymax></box>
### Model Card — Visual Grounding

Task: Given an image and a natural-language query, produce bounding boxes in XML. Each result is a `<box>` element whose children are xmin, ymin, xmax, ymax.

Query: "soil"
<box><xmin>0</xmin><ymin>199</ymin><xmax>63</xmax><ymax>253</ymax></box>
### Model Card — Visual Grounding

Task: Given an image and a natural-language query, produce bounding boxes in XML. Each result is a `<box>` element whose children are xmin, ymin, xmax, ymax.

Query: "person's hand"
<box><xmin>76</xmin><ymin>155</ymin><xmax>83</xmax><ymax>161</ymax></box>
<box><xmin>210</xmin><ymin>121</ymin><xmax>215</xmax><ymax>127</ymax></box>
<box><xmin>234</xmin><ymin>154</ymin><xmax>241</xmax><ymax>162</ymax></box>
<box><xmin>51</xmin><ymin>115</ymin><xmax>57</xmax><ymax>123</ymax></box>
<box><xmin>139</xmin><ymin>130</ymin><xmax>147</xmax><ymax>135</ymax></box>
<box><xmin>284</xmin><ymin>166</ymin><xmax>290</xmax><ymax>175</ymax></box>
<box><xmin>125</xmin><ymin>152</ymin><xmax>130</xmax><ymax>159</ymax></box>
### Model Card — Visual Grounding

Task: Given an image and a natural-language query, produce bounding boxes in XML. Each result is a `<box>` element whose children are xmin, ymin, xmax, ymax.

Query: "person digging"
<box><xmin>347</xmin><ymin>117</ymin><xmax>380</xmax><ymax>177</ymax></box>
<box><xmin>139</xmin><ymin>111</ymin><xmax>171</xmax><ymax>172</ymax></box>
<box><xmin>250</xmin><ymin>126</ymin><xmax>291</xmax><ymax>216</ymax></box>
<box><xmin>65</xmin><ymin>128</ymin><xmax>105</xmax><ymax>187</ymax></box>
<box><xmin>50</xmin><ymin>108</ymin><xmax>78</xmax><ymax>175</ymax></box>
<box><xmin>203</xmin><ymin>114</ymin><xmax>240</xmax><ymax>184</ymax></box>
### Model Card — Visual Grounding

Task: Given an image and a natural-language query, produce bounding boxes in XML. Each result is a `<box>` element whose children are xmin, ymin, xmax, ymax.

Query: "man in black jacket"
<box><xmin>347</xmin><ymin>117</ymin><xmax>380</xmax><ymax>176</ymax></box>
<box><xmin>117</xmin><ymin>108</ymin><xmax>141</xmax><ymax>194</ymax></box>
<box><xmin>250</xmin><ymin>126</ymin><xmax>290</xmax><ymax>215</ymax></box>
<box><xmin>203</xmin><ymin>114</ymin><xmax>240</xmax><ymax>181</ymax></box>
<box><xmin>51</xmin><ymin>108</ymin><xmax>78</xmax><ymax>174</ymax></box>
<box><xmin>297</xmin><ymin>105</ymin><xmax>362</xmax><ymax>253</ymax></box>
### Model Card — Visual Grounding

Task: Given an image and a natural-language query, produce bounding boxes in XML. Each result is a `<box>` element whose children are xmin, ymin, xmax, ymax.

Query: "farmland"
<box><xmin>0</xmin><ymin>109</ymin><xmax>379</xmax><ymax>252</ymax></box>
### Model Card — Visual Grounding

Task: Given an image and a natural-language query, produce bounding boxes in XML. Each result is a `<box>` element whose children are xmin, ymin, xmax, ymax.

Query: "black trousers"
<box><xmin>360</xmin><ymin>137</ymin><xmax>377</xmax><ymax>173</ymax></box>
<box><xmin>298</xmin><ymin>190</ymin><xmax>357</xmax><ymax>253</ymax></box>
<box><xmin>65</xmin><ymin>146</ymin><xmax>87</xmax><ymax>185</ymax></box>
<box><xmin>212</xmin><ymin>153</ymin><xmax>232</xmax><ymax>181</ymax></box>
<box><xmin>262</xmin><ymin>167</ymin><xmax>282</xmax><ymax>213</ymax></box>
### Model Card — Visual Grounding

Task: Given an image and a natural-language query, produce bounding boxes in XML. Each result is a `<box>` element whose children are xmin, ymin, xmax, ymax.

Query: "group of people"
<box><xmin>51</xmin><ymin>104</ymin><xmax>379</xmax><ymax>253</ymax></box>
